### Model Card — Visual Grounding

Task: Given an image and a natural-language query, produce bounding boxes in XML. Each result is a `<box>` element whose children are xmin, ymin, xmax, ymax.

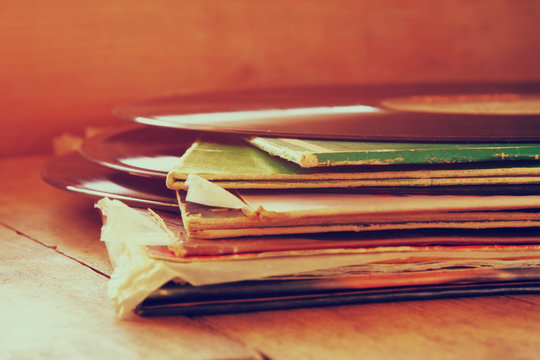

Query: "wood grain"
<box><xmin>193</xmin><ymin>297</ymin><xmax>540</xmax><ymax>360</ymax></box>
<box><xmin>0</xmin><ymin>155</ymin><xmax>112</xmax><ymax>275</ymax></box>
<box><xmin>0</xmin><ymin>225</ymin><xmax>259</xmax><ymax>360</ymax></box>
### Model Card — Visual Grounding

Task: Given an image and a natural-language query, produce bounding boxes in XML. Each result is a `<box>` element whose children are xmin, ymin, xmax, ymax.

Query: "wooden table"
<box><xmin>2</xmin><ymin>154</ymin><xmax>540</xmax><ymax>359</ymax></box>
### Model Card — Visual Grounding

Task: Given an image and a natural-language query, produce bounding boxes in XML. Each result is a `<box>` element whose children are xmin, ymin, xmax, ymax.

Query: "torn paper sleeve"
<box><xmin>184</xmin><ymin>174</ymin><xmax>247</xmax><ymax>209</ymax></box>
<box><xmin>97</xmin><ymin>198</ymin><xmax>431</xmax><ymax>318</ymax></box>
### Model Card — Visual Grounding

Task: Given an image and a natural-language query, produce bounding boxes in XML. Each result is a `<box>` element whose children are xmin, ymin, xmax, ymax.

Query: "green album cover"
<box><xmin>165</xmin><ymin>134</ymin><xmax>540</xmax><ymax>190</ymax></box>
<box><xmin>249</xmin><ymin>137</ymin><xmax>540</xmax><ymax>168</ymax></box>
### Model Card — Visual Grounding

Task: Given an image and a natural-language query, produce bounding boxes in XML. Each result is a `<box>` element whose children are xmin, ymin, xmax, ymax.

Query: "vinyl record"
<box><xmin>41</xmin><ymin>152</ymin><xmax>178</xmax><ymax>211</ymax></box>
<box><xmin>114</xmin><ymin>83</ymin><xmax>540</xmax><ymax>142</ymax></box>
<box><xmin>76</xmin><ymin>125</ymin><xmax>540</xmax><ymax>195</ymax></box>
<box><xmin>80</xmin><ymin>125</ymin><xmax>196</xmax><ymax>178</ymax></box>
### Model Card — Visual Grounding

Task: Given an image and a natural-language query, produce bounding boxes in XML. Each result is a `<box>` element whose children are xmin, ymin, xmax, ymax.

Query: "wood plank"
<box><xmin>507</xmin><ymin>294</ymin><xmax>540</xmax><ymax>307</ymax></box>
<box><xmin>0</xmin><ymin>225</ymin><xmax>259</xmax><ymax>359</ymax></box>
<box><xmin>0</xmin><ymin>155</ymin><xmax>114</xmax><ymax>275</ymax></box>
<box><xmin>193</xmin><ymin>295</ymin><xmax>540</xmax><ymax>360</ymax></box>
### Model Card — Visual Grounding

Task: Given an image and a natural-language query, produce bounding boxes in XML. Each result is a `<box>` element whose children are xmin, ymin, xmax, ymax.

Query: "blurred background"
<box><xmin>1</xmin><ymin>0</ymin><xmax>539</xmax><ymax>156</ymax></box>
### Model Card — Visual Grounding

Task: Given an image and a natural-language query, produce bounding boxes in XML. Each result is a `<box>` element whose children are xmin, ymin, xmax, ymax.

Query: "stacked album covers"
<box><xmin>42</xmin><ymin>84</ymin><xmax>540</xmax><ymax>317</ymax></box>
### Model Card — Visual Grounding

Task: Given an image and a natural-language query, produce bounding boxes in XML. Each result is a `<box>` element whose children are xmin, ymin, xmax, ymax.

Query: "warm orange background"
<box><xmin>2</xmin><ymin>1</ymin><xmax>540</xmax><ymax>156</ymax></box>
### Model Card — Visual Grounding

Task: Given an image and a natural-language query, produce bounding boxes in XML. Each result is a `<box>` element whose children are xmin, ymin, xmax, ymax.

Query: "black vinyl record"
<box><xmin>41</xmin><ymin>152</ymin><xmax>178</xmax><ymax>211</ymax></box>
<box><xmin>114</xmin><ymin>83</ymin><xmax>540</xmax><ymax>142</ymax></box>
<box><xmin>80</xmin><ymin>125</ymin><xmax>195</xmax><ymax>178</ymax></box>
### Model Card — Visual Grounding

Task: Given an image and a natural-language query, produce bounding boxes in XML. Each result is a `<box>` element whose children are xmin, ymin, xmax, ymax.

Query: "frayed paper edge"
<box><xmin>184</xmin><ymin>174</ymin><xmax>248</xmax><ymax>209</ymax></box>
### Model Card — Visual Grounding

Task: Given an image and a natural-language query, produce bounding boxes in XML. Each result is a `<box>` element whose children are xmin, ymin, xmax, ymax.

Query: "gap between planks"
<box><xmin>0</xmin><ymin>220</ymin><xmax>110</xmax><ymax>279</ymax></box>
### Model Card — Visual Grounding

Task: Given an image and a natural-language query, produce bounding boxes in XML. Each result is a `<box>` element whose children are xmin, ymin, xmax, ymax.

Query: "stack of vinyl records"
<box><xmin>42</xmin><ymin>83</ymin><xmax>540</xmax><ymax>318</ymax></box>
